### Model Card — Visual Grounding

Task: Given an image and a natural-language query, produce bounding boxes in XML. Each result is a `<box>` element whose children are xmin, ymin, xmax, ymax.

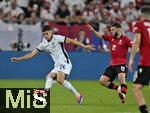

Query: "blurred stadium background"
<box><xmin>0</xmin><ymin>0</ymin><xmax>149</xmax><ymax>113</ymax></box>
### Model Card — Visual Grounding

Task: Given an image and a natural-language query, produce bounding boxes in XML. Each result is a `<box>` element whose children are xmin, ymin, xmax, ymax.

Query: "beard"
<box><xmin>113</xmin><ymin>32</ymin><xmax>118</xmax><ymax>39</ymax></box>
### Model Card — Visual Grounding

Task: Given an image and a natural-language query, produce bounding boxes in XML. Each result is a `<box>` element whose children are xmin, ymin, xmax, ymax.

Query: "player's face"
<box><xmin>111</xmin><ymin>27</ymin><xmax>117</xmax><ymax>35</ymax></box>
<box><xmin>111</xmin><ymin>27</ymin><xmax>119</xmax><ymax>38</ymax></box>
<box><xmin>43</xmin><ymin>30</ymin><xmax>53</xmax><ymax>40</ymax></box>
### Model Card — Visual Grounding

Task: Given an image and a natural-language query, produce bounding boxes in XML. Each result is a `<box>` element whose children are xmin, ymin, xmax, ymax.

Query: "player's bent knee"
<box><xmin>99</xmin><ymin>75</ymin><xmax>109</xmax><ymax>84</ymax></box>
<box><xmin>99</xmin><ymin>76</ymin><xmax>107</xmax><ymax>85</ymax></box>
<box><xmin>99</xmin><ymin>79</ymin><xmax>104</xmax><ymax>85</ymax></box>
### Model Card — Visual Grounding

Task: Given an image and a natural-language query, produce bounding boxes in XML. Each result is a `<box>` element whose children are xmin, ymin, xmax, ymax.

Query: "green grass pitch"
<box><xmin>0</xmin><ymin>80</ymin><xmax>149</xmax><ymax>113</ymax></box>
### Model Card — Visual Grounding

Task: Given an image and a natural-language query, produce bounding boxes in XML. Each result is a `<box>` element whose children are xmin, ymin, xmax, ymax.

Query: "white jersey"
<box><xmin>36</xmin><ymin>35</ymin><xmax>70</xmax><ymax>65</ymax></box>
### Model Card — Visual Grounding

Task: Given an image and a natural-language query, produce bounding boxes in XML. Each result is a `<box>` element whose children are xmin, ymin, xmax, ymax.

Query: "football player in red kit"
<box><xmin>129</xmin><ymin>6</ymin><xmax>150</xmax><ymax>113</ymax></box>
<box><xmin>88</xmin><ymin>23</ymin><xmax>132</xmax><ymax>103</ymax></box>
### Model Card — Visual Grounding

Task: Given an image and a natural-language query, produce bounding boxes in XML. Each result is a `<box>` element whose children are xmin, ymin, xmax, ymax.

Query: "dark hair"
<box><xmin>42</xmin><ymin>25</ymin><xmax>53</xmax><ymax>32</ymax></box>
<box><xmin>111</xmin><ymin>23</ymin><xmax>121</xmax><ymax>28</ymax></box>
<box><xmin>140</xmin><ymin>6</ymin><xmax>150</xmax><ymax>15</ymax></box>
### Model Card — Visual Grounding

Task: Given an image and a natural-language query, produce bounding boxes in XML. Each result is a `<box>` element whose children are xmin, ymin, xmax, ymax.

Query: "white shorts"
<box><xmin>50</xmin><ymin>61</ymin><xmax>72</xmax><ymax>76</ymax></box>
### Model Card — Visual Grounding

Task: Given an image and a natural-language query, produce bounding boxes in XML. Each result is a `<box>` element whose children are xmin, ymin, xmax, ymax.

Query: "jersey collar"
<box><xmin>47</xmin><ymin>34</ymin><xmax>53</xmax><ymax>42</ymax></box>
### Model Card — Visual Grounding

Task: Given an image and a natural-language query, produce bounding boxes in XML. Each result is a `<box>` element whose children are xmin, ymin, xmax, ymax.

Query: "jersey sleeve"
<box><xmin>102</xmin><ymin>34</ymin><xmax>112</xmax><ymax>41</ymax></box>
<box><xmin>56</xmin><ymin>35</ymin><xmax>66</xmax><ymax>43</ymax></box>
<box><xmin>36</xmin><ymin>42</ymin><xmax>44</xmax><ymax>52</ymax></box>
<box><xmin>133</xmin><ymin>21</ymin><xmax>142</xmax><ymax>34</ymax></box>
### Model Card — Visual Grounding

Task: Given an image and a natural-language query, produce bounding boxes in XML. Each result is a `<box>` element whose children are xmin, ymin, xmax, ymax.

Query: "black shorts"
<box><xmin>133</xmin><ymin>66</ymin><xmax>150</xmax><ymax>85</ymax></box>
<box><xmin>103</xmin><ymin>64</ymin><xmax>128</xmax><ymax>82</ymax></box>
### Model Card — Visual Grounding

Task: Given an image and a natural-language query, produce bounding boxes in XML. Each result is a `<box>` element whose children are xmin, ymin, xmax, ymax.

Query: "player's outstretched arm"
<box><xmin>11</xmin><ymin>49</ymin><xmax>39</xmax><ymax>62</ymax></box>
<box><xmin>66</xmin><ymin>38</ymin><xmax>95</xmax><ymax>51</ymax></box>
<box><xmin>87</xmin><ymin>24</ymin><xmax>103</xmax><ymax>38</ymax></box>
<box><xmin>129</xmin><ymin>33</ymin><xmax>141</xmax><ymax>71</ymax></box>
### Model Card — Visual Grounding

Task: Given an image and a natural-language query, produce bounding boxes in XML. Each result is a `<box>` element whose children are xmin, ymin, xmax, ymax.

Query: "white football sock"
<box><xmin>45</xmin><ymin>77</ymin><xmax>53</xmax><ymax>91</ymax></box>
<box><xmin>63</xmin><ymin>80</ymin><xmax>80</xmax><ymax>97</ymax></box>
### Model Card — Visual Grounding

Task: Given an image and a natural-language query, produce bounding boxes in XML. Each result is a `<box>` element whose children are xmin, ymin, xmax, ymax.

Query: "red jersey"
<box><xmin>133</xmin><ymin>20</ymin><xmax>150</xmax><ymax>66</ymax></box>
<box><xmin>103</xmin><ymin>34</ymin><xmax>132</xmax><ymax>65</ymax></box>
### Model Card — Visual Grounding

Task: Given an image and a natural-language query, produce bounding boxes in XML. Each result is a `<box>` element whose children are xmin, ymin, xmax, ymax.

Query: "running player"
<box><xmin>11</xmin><ymin>25</ymin><xmax>95</xmax><ymax>104</ymax></box>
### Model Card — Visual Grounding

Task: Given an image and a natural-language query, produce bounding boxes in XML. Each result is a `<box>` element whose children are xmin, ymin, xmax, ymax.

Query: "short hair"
<box><xmin>111</xmin><ymin>23</ymin><xmax>121</xmax><ymax>28</ymax></box>
<box><xmin>42</xmin><ymin>25</ymin><xmax>53</xmax><ymax>32</ymax></box>
<box><xmin>140</xmin><ymin>6</ymin><xmax>150</xmax><ymax>15</ymax></box>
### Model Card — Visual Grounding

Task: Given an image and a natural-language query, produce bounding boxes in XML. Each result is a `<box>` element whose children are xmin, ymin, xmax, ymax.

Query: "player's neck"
<box><xmin>47</xmin><ymin>34</ymin><xmax>53</xmax><ymax>42</ymax></box>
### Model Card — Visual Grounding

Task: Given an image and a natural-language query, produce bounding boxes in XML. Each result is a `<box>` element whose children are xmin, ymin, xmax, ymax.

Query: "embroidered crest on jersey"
<box><xmin>52</xmin><ymin>42</ymin><xmax>56</xmax><ymax>48</ymax></box>
<box><xmin>139</xmin><ymin>68</ymin><xmax>143</xmax><ymax>73</ymax></box>
<box><xmin>121</xmin><ymin>66</ymin><xmax>125</xmax><ymax>72</ymax></box>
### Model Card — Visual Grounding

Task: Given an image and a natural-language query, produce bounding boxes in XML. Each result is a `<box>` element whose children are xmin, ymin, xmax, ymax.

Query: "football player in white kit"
<box><xmin>11</xmin><ymin>25</ymin><xmax>95</xmax><ymax>104</ymax></box>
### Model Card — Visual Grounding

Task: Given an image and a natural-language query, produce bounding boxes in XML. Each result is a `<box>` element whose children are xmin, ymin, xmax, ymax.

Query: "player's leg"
<box><xmin>57</xmin><ymin>71</ymin><xmax>83</xmax><ymax>104</ymax></box>
<box><xmin>116</xmin><ymin>65</ymin><xmax>128</xmax><ymax>103</ymax></box>
<box><xmin>99</xmin><ymin>66</ymin><xmax>118</xmax><ymax>90</ymax></box>
<box><xmin>57</xmin><ymin>71</ymin><xmax>80</xmax><ymax>96</ymax></box>
<box><xmin>33</xmin><ymin>73</ymin><xmax>57</xmax><ymax>101</ymax></box>
<box><xmin>133</xmin><ymin>66</ymin><xmax>150</xmax><ymax>113</ymax></box>
<box><xmin>118</xmin><ymin>73</ymin><xmax>127</xmax><ymax>103</ymax></box>
<box><xmin>133</xmin><ymin>84</ymin><xmax>148</xmax><ymax>113</ymax></box>
<box><xmin>44</xmin><ymin>73</ymin><xmax>57</xmax><ymax>92</ymax></box>
<box><xmin>99</xmin><ymin>75</ymin><xmax>118</xmax><ymax>90</ymax></box>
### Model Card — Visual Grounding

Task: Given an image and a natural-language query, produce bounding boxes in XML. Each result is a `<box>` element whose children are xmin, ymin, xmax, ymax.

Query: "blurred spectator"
<box><xmin>100</xmin><ymin>8</ymin><xmax>112</xmax><ymax>24</ymax></box>
<box><xmin>55</xmin><ymin>3</ymin><xmax>70</xmax><ymax>24</ymax></box>
<box><xmin>28</xmin><ymin>0</ymin><xmax>42</xmax><ymax>17</ymax></box>
<box><xmin>46</xmin><ymin>0</ymin><xmax>59</xmax><ymax>14</ymax></box>
<box><xmin>0</xmin><ymin>0</ymin><xmax>144</xmax><ymax>29</ymax></box>
<box><xmin>4</xmin><ymin>0</ymin><xmax>24</xmax><ymax>23</ymax></box>
<box><xmin>70</xmin><ymin>5</ymin><xmax>82</xmax><ymax>24</ymax></box>
<box><xmin>75</xmin><ymin>29</ymin><xmax>90</xmax><ymax>52</ymax></box>
<box><xmin>16</xmin><ymin>0</ymin><xmax>29</xmax><ymax>17</ymax></box>
<box><xmin>17</xmin><ymin>13</ymin><xmax>26</xmax><ymax>24</ymax></box>
<box><xmin>125</xmin><ymin>2</ymin><xmax>138</xmax><ymax>22</ymax></box>
<box><xmin>65</xmin><ymin>0</ymin><xmax>85</xmax><ymax>11</ymax></box>
<box><xmin>26</xmin><ymin>11</ymin><xmax>40</xmax><ymax>25</ymax></box>
<box><xmin>119</xmin><ymin>0</ymin><xmax>135</xmax><ymax>8</ymax></box>
<box><xmin>40</xmin><ymin>1</ymin><xmax>54</xmax><ymax>22</ymax></box>
<box><xmin>93</xmin><ymin>4</ymin><xmax>102</xmax><ymax>23</ymax></box>
<box><xmin>135</xmin><ymin>0</ymin><xmax>144</xmax><ymax>9</ymax></box>
<box><xmin>0</xmin><ymin>8</ymin><xmax>4</xmax><ymax>21</ymax></box>
<box><xmin>0</xmin><ymin>0</ymin><xmax>11</xmax><ymax>8</ymax></box>
<box><xmin>82</xmin><ymin>4</ymin><xmax>95</xmax><ymax>23</ymax></box>
<box><xmin>0</xmin><ymin>0</ymin><xmax>6</xmax><ymax>8</ymax></box>
<box><xmin>0</xmin><ymin>0</ymin><xmax>147</xmax><ymax>52</ymax></box>
<box><xmin>109</xmin><ymin>1</ymin><xmax>123</xmax><ymax>23</ymax></box>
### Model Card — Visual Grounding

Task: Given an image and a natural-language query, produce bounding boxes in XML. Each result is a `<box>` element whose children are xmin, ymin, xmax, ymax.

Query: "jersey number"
<box><xmin>60</xmin><ymin>64</ymin><xmax>66</xmax><ymax>70</ymax></box>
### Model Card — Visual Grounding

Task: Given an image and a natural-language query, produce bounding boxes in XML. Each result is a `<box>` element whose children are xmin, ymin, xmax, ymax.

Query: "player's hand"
<box><xmin>128</xmin><ymin>59</ymin><xmax>134</xmax><ymax>72</ymax></box>
<box><xmin>86</xmin><ymin>24</ymin><xmax>94</xmax><ymax>31</ymax></box>
<box><xmin>84</xmin><ymin>44</ymin><xmax>96</xmax><ymax>52</ymax></box>
<box><xmin>11</xmin><ymin>57</ymin><xmax>20</xmax><ymax>62</ymax></box>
